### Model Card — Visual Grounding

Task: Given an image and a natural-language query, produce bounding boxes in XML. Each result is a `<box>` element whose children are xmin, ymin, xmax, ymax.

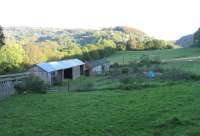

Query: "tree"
<box><xmin>194</xmin><ymin>28</ymin><xmax>200</xmax><ymax>47</ymax></box>
<box><xmin>86</xmin><ymin>45</ymin><xmax>100</xmax><ymax>59</ymax></box>
<box><xmin>81</xmin><ymin>46</ymin><xmax>91</xmax><ymax>60</ymax></box>
<box><xmin>0</xmin><ymin>25</ymin><xmax>5</xmax><ymax>48</ymax></box>
<box><xmin>23</xmin><ymin>45</ymin><xmax>47</xmax><ymax>65</ymax></box>
<box><xmin>0</xmin><ymin>42</ymin><xmax>26</xmax><ymax>73</ymax></box>
<box><xmin>126</xmin><ymin>37</ymin><xmax>142</xmax><ymax>50</ymax></box>
<box><xmin>40</xmin><ymin>41</ymin><xmax>64</xmax><ymax>61</ymax></box>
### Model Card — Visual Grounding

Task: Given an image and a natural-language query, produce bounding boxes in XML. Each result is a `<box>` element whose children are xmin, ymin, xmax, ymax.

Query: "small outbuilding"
<box><xmin>29</xmin><ymin>59</ymin><xmax>85</xmax><ymax>85</ymax></box>
<box><xmin>85</xmin><ymin>58</ymin><xmax>110</xmax><ymax>75</ymax></box>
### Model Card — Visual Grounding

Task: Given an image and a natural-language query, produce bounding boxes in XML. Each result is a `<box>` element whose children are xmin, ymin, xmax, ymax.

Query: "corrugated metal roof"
<box><xmin>37</xmin><ymin>59</ymin><xmax>85</xmax><ymax>72</ymax></box>
<box><xmin>87</xmin><ymin>58</ymin><xmax>109</xmax><ymax>67</ymax></box>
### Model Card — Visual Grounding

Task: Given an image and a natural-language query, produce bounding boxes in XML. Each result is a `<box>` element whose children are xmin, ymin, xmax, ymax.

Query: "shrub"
<box><xmin>15</xmin><ymin>76</ymin><xmax>48</xmax><ymax>94</ymax></box>
<box><xmin>119</xmin><ymin>76</ymin><xmax>156</xmax><ymax>90</ymax></box>
<box><xmin>139</xmin><ymin>55</ymin><xmax>162</xmax><ymax>67</ymax></box>
<box><xmin>121</xmin><ymin>68</ymin><xmax>129</xmax><ymax>74</ymax></box>
<box><xmin>160</xmin><ymin>68</ymin><xmax>200</xmax><ymax>81</ymax></box>
<box><xmin>128</xmin><ymin>61</ymin><xmax>141</xmax><ymax>73</ymax></box>
<box><xmin>139</xmin><ymin>54</ymin><xmax>151</xmax><ymax>67</ymax></box>
<box><xmin>14</xmin><ymin>82</ymin><xmax>26</xmax><ymax>94</ymax></box>
<box><xmin>111</xmin><ymin>62</ymin><xmax>120</xmax><ymax>68</ymax></box>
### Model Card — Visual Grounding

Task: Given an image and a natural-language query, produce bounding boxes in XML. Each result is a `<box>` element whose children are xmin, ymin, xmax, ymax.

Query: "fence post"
<box><xmin>123</xmin><ymin>56</ymin><xmax>125</xmax><ymax>65</ymax></box>
<box><xmin>67</xmin><ymin>80</ymin><xmax>70</xmax><ymax>92</ymax></box>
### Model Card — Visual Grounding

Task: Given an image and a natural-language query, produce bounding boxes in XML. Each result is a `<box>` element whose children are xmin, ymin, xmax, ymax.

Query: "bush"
<box><xmin>15</xmin><ymin>76</ymin><xmax>48</xmax><ymax>94</ymax></box>
<box><xmin>14</xmin><ymin>82</ymin><xmax>26</xmax><ymax>94</ymax></box>
<box><xmin>128</xmin><ymin>61</ymin><xmax>141</xmax><ymax>73</ymax></box>
<box><xmin>160</xmin><ymin>68</ymin><xmax>200</xmax><ymax>81</ymax></box>
<box><xmin>139</xmin><ymin>54</ymin><xmax>151</xmax><ymax>67</ymax></box>
<box><xmin>121</xmin><ymin>68</ymin><xmax>129</xmax><ymax>74</ymax></box>
<box><xmin>111</xmin><ymin>62</ymin><xmax>120</xmax><ymax>68</ymax></box>
<box><xmin>119</xmin><ymin>76</ymin><xmax>156</xmax><ymax>90</ymax></box>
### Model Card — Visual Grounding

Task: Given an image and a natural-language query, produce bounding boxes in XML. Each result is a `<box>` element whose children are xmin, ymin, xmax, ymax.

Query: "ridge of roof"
<box><xmin>37</xmin><ymin>58</ymin><xmax>85</xmax><ymax>72</ymax></box>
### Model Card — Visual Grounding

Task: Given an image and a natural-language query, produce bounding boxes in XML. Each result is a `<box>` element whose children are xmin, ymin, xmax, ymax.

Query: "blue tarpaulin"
<box><xmin>147</xmin><ymin>71</ymin><xmax>156</xmax><ymax>78</ymax></box>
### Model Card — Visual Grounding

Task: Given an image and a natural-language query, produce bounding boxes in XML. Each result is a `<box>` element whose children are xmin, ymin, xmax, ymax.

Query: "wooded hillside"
<box><xmin>0</xmin><ymin>26</ymin><xmax>178</xmax><ymax>74</ymax></box>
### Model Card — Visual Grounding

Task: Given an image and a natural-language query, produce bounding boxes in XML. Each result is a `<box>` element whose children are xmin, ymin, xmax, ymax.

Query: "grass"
<box><xmin>160</xmin><ymin>60</ymin><xmax>200</xmax><ymax>75</ymax></box>
<box><xmin>1</xmin><ymin>48</ymin><xmax>200</xmax><ymax>136</ymax></box>
<box><xmin>1</xmin><ymin>82</ymin><xmax>200</xmax><ymax>136</ymax></box>
<box><xmin>107</xmin><ymin>48</ymin><xmax>200</xmax><ymax>64</ymax></box>
<box><xmin>107</xmin><ymin>48</ymin><xmax>200</xmax><ymax>74</ymax></box>
<box><xmin>50</xmin><ymin>75</ymin><xmax>119</xmax><ymax>92</ymax></box>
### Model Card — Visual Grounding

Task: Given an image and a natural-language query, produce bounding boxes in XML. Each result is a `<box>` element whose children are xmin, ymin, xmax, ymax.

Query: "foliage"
<box><xmin>14</xmin><ymin>76</ymin><xmax>48</xmax><ymax>94</ymax></box>
<box><xmin>0</xmin><ymin>25</ymin><xmax>5</xmax><ymax>47</ymax></box>
<box><xmin>139</xmin><ymin>54</ymin><xmax>152</xmax><ymax>67</ymax></box>
<box><xmin>126</xmin><ymin>37</ymin><xmax>143</xmax><ymax>50</ymax></box>
<box><xmin>193</xmin><ymin>28</ymin><xmax>200</xmax><ymax>47</ymax></box>
<box><xmin>23</xmin><ymin>44</ymin><xmax>47</xmax><ymax>65</ymax></box>
<box><xmin>160</xmin><ymin>68</ymin><xmax>200</xmax><ymax>81</ymax></box>
<box><xmin>121</xmin><ymin>67</ymin><xmax>129</xmax><ymax>74</ymax></box>
<box><xmin>0</xmin><ymin>42</ymin><xmax>26</xmax><ymax>73</ymax></box>
<box><xmin>144</xmin><ymin>39</ymin><xmax>174</xmax><ymax>50</ymax></box>
<box><xmin>0</xmin><ymin>26</ymin><xmax>179</xmax><ymax>74</ymax></box>
<box><xmin>107</xmin><ymin>48</ymin><xmax>200</xmax><ymax>65</ymax></box>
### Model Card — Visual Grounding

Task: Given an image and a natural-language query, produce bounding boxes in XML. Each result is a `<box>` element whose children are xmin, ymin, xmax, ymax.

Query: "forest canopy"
<box><xmin>0</xmin><ymin>26</ymin><xmax>178</xmax><ymax>74</ymax></box>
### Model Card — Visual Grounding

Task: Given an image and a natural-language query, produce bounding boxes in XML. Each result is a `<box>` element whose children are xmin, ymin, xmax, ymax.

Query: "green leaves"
<box><xmin>0</xmin><ymin>25</ymin><xmax>5</xmax><ymax>48</ymax></box>
<box><xmin>193</xmin><ymin>28</ymin><xmax>200</xmax><ymax>47</ymax></box>
<box><xmin>0</xmin><ymin>42</ymin><xmax>26</xmax><ymax>73</ymax></box>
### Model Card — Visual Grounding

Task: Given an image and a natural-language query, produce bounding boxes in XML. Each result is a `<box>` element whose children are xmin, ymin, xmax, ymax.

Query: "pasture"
<box><xmin>107</xmin><ymin>48</ymin><xmax>200</xmax><ymax>74</ymax></box>
<box><xmin>1</xmin><ymin>48</ymin><xmax>200</xmax><ymax>136</ymax></box>
<box><xmin>107</xmin><ymin>48</ymin><xmax>200</xmax><ymax>64</ymax></box>
<box><xmin>1</xmin><ymin>82</ymin><xmax>200</xmax><ymax>136</ymax></box>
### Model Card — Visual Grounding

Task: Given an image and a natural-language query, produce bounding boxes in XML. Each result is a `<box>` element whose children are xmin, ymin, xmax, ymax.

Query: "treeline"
<box><xmin>194</xmin><ymin>28</ymin><xmax>200</xmax><ymax>47</ymax></box>
<box><xmin>176</xmin><ymin>27</ymin><xmax>200</xmax><ymax>48</ymax></box>
<box><xmin>0</xmin><ymin>26</ymin><xmax>178</xmax><ymax>74</ymax></box>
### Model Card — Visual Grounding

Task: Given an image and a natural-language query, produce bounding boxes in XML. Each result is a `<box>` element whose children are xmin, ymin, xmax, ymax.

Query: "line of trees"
<box><xmin>194</xmin><ymin>28</ymin><xmax>200</xmax><ymax>47</ymax></box>
<box><xmin>0</xmin><ymin>26</ymin><xmax>177</xmax><ymax>74</ymax></box>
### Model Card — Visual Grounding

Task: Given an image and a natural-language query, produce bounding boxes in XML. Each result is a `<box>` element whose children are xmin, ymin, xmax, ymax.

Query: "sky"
<box><xmin>0</xmin><ymin>0</ymin><xmax>200</xmax><ymax>40</ymax></box>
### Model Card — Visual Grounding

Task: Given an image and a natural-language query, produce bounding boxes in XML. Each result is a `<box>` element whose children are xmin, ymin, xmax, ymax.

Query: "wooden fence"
<box><xmin>0</xmin><ymin>72</ymin><xmax>30</xmax><ymax>100</ymax></box>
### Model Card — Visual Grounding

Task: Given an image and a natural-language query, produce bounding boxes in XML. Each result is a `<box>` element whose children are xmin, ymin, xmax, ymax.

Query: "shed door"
<box><xmin>64</xmin><ymin>68</ymin><xmax>72</xmax><ymax>79</ymax></box>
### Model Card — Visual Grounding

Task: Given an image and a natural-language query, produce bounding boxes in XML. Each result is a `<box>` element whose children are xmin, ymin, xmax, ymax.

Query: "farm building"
<box><xmin>29</xmin><ymin>59</ymin><xmax>85</xmax><ymax>85</ymax></box>
<box><xmin>85</xmin><ymin>59</ymin><xmax>110</xmax><ymax>75</ymax></box>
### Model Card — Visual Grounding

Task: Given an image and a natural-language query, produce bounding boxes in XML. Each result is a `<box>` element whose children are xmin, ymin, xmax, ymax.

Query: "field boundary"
<box><xmin>0</xmin><ymin>72</ymin><xmax>30</xmax><ymax>100</ymax></box>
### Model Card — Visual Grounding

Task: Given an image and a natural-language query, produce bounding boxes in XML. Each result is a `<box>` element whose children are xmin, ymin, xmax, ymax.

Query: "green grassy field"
<box><xmin>107</xmin><ymin>48</ymin><xmax>200</xmax><ymax>64</ymax></box>
<box><xmin>1</xmin><ymin>48</ymin><xmax>200</xmax><ymax>136</ymax></box>
<box><xmin>107</xmin><ymin>48</ymin><xmax>200</xmax><ymax>74</ymax></box>
<box><xmin>1</xmin><ymin>82</ymin><xmax>200</xmax><ymax>136</ymax></box>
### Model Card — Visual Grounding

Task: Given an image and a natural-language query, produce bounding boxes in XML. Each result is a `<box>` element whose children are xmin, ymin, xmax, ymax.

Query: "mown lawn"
<box><xmin>107</xmin><ymin>48</ymin><xmax>200</xmax><ymax>64</ymax></box>
<box><xmin>1</xmin><ymin>82</ymin><xmax>200</xmax><ymax>136</ymax></box>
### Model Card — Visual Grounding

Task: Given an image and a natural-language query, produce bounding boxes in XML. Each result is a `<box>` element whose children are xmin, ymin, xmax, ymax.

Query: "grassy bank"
<box><xmin>1</xmin><ymin>81</ymin><xmax>200</xmax><ymax>136</ymax></box>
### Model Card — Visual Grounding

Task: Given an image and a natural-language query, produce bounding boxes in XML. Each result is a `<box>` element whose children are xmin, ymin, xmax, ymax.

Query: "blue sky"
<box><xmin>0</xmin><ymin>0</ymin><xmax>200</xmax><ymax>40</ymax></box>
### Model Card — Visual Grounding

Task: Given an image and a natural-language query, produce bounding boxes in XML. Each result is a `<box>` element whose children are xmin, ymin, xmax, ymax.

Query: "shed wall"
<box><xmin>29</xmin><ymin>66</ymin><xmax>49</xmax><ymax>84</ymax></box>
<box><xmin>72</xmin><ymin>66</ymin><xmax>81</xmax><ymax>79</ymax></box>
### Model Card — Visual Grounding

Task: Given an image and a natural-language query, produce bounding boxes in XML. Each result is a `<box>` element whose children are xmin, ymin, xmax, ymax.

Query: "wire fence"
<box><xmin>0</xmin><ymin>72</ymin><xmax>30</xmax><ymax>100</ymax></box>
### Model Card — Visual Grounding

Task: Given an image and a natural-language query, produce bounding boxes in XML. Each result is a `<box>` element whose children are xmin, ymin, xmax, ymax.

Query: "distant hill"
<box><xmin>176</xmin><ymin>34</ymin><xmax>193</xmax><ymax>48</ymax></box>
<box><xmin>3</xmin><ymin>26</ymin><xmax>149</xmax><ymax>47</ymax></box>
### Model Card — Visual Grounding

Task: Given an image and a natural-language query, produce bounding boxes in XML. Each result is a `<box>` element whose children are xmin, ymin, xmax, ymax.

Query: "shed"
<box><xmin>29</xmin><ymin>59</ymin><xmax>85</xmax><ymax>85</ymax></box>
<box><xmin>85</xmin><ymin>58</ymin><xmax>110</xmax><ymax>75</ymax></box>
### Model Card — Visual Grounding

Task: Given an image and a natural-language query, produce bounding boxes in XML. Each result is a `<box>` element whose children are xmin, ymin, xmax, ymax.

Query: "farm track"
<box><xmin>163</xmin><ymin>56</ymin><xmax>200</xmax><ymax>62</ymax></box>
